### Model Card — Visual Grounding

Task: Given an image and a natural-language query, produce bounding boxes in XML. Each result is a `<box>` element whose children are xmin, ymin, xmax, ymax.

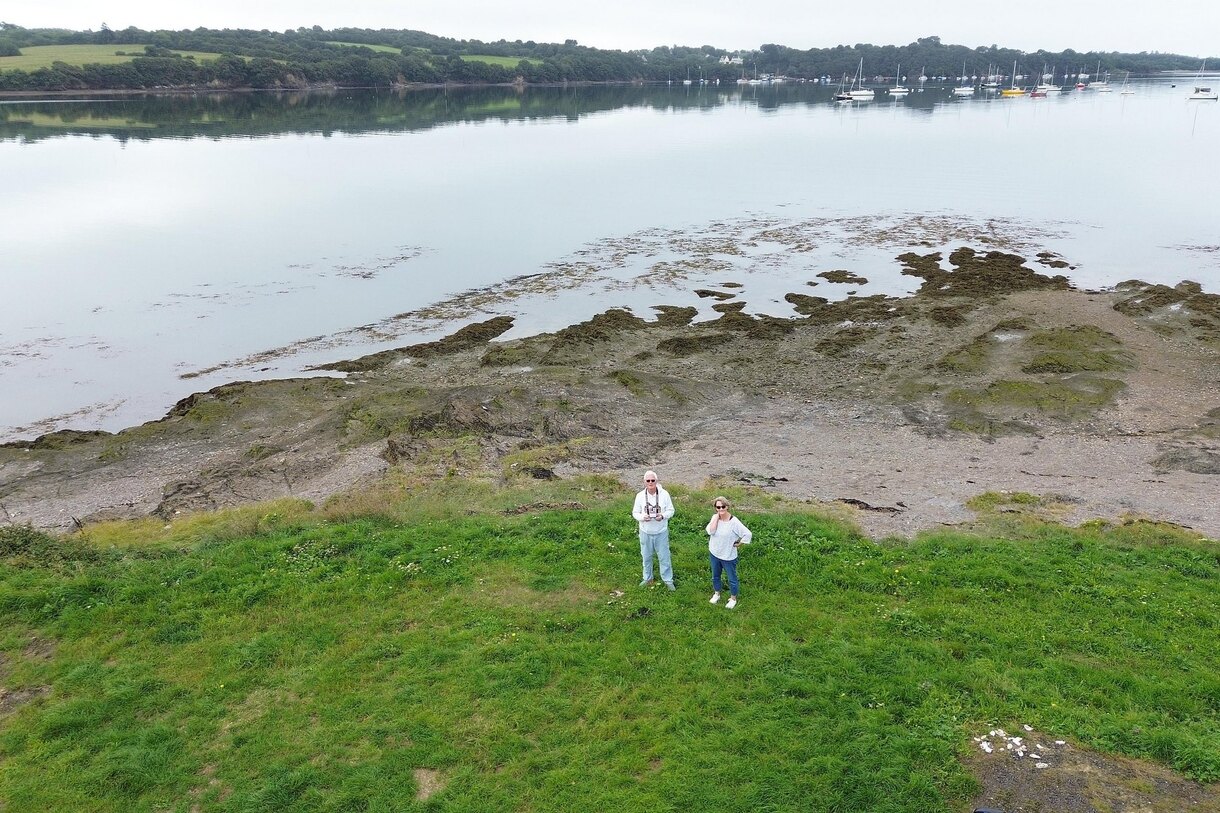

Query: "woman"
<box><xmin>706</xmin><ymin>496</ymin><xmax>752</xmax><ymax>609</ymax></box>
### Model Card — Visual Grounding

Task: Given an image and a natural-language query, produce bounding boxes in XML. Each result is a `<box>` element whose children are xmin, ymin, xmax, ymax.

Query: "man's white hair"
<box><xmin>644</xmin><ymin>470</ymin><xmax>658</xmax><ymax>481</ymax></box>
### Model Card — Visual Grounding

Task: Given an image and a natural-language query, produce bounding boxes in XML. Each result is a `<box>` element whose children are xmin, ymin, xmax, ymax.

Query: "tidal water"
<box><xmin>1</xmin><ymin>81</ymin><xmax>1217</xmax><ymax>440</ymax></box>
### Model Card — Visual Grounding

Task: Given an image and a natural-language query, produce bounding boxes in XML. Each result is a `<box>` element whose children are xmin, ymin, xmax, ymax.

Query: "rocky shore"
<box><xmin>2</xmin><ymin>246</ymin><xmax>1218</xmax><ymax>539</ymax></box>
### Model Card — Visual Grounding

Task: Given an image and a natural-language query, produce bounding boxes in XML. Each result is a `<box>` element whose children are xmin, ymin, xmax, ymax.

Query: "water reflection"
<box><xmin>0</xmin><ymin>82</ymin><xmax>1116</xmax><ymax>141</ymax></box>
<box><xmin>0</xmin><ymin>80</ymin><xmax>1214</xmax><ymax>440</ymax></box>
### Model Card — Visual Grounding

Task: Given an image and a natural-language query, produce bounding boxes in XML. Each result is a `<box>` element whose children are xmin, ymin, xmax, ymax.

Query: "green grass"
<box><xmin>0</xmin><ymin>45</ymin><xmax>221</xmax><ymax>72</ymax></box>
<box><xmin>459</xmin><ymin>54</ymin><xmax>543</xmax><ymax>68</ymax></box>
<box><xmin>324</xmin><ymin>41</ymin><xmax>403</xmax><ymax>54</ymax></box>
<box><xmin>1</xmin><ymin>481</ymin><xmax>1218</xmax><ymax>811</ymax></box>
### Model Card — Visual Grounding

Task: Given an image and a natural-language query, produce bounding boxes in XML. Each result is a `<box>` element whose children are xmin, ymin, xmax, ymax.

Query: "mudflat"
<box><xmin>2</xmin><ymin>247</ymin><xmax>1218</xmax><ymax>540</ymax></box>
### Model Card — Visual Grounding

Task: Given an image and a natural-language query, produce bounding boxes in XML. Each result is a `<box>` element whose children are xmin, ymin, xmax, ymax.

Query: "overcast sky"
<box><xmin>6</xmin><ymin>0</ymin><xmax>1218</xmax><ymax>59</ymax></box>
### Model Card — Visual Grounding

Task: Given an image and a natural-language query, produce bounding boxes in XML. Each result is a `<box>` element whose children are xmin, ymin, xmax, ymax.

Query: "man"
<box><xmin>631</xmin><ymin>470</ymin><xmax>676</xmax><ymax>590</ymax></box>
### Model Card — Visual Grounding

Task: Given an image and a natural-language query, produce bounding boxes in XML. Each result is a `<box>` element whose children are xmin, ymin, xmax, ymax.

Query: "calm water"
<box><xmin>2</xmin><ymin>81</ymin><xmax>1217</xmax><ymax>441</ymax></box>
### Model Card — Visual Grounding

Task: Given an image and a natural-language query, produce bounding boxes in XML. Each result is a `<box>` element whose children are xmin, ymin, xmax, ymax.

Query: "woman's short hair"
<box><xmin>712</xmin><ymin>496</ymin><xmax>730</xmax><ymax>509</ymax></box>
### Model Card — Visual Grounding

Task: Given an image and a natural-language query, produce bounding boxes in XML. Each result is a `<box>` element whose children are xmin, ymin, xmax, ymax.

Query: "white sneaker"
<box><xmin>725</xmin><ymin>597</ymin><xmax>737</xmax><ymax>610</ymax></box>
<box><xmin>709</xmin><ymin>592</ymin><xmax>721</xmax><ymax>604</ymax></box>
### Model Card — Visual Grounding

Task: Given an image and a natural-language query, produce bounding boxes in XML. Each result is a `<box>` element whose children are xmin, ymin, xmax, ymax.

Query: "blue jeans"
<box><xmin>640</xmin><ymin>529</ymin><xmax>673</xmax><ymax>584</ymax></box>
<box><xmin>710</xmin><ymin>553</ymin><xmax>739</xmax><ymax>596</ymax></box>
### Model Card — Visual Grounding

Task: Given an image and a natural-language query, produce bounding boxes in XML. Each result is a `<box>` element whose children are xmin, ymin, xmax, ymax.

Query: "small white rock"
<box><xmin>1031</xmin><ymin>754</ymin><xmax>1042</xmax><ymax>759</ymax></box>
<box><xmin>1035</xmin><ymin>762</ymin><xmax>1049</xmax><ymax>769</ymax></box>
<box><xmin>1023</xmin><ymin>724</ymin><xmax>1033</xmax><ymax>731</ymax></box>
<box><xmin>981</xmin><ymin>742</ymin><xmax>993</xmax><ymax>753</ymax></box>
<box><xmin>1055</xmin><ymin>740</ymin><xmax>1066</xmax><ymax>746</ymax></box>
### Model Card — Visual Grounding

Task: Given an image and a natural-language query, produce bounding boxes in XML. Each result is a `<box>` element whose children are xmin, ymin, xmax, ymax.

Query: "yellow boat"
<box><xmin>1000</xmin><ymin>59</ymin><xmax>1026</xmax><ymax>96</ymax></box>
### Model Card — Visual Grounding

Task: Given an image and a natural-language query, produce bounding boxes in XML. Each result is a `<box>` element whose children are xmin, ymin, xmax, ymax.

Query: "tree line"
<box><xmin>0</xmin><ymin>24</ymin><xmax>1212</xmax><ymax>92</ymax></box>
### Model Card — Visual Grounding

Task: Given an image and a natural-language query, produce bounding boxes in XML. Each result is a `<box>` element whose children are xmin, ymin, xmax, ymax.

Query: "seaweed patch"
<box><xmin>817</xmin><ymin>270</ymin><xmax>869</xmax><ymax>285</ymax></box>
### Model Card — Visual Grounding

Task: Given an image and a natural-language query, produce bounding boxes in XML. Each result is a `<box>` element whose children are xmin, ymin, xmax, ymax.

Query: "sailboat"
<box><xmin>1000</xmin><ymin>60</ymin><xmax>1026</xmax><ymax>96</ymax></box>
<box><xmin>1092</xmin><ymin>62</ymin><xmax>1112</xmax><ymax>92</ymax></box>
<box><xmin>1034</xmin><ymin>65</ymin><xmax>1060</xmax><ymax>94</ymax></box>
<box><xmin>682</xmin><ymin>67</ymin><xmax>692</xmax><ymax>86</ymax></box>
<box><xmin>834</xmin><ymin>58</ymin><xmax>874</xmax><ymax>101</ymax></box>
<box><xmin>832</xmin><ymin>73</ymin><xmax>852</xmax><ymax>103</ymax></box>
<box><xmin>1188</xmin><ymin>61</ymin><xmax>1218</xmax><ymax>100</ymax></box>
<box><xmin>981</xmin><ymin>64</ymin><xmax>1000</xmax><ymax>89</ymax></box>
<box><xmin>1120</xmin><ymin>70</ymin><xmax>1134</xmax><ymax>95</ymax></box>
<box><xmin>888</xmin><ymin>63</ymin><xmax>910</xmax><ymax>96</ymax></box>
<box><xmin>953</xmin><ymin>61</ymin><xmax>975</xmax><ymax>96</ymax></box>
<box><xmin>1030</xmin><ymin>68</ymin><xmax>1048</xmax><ymax>98</ymax></box>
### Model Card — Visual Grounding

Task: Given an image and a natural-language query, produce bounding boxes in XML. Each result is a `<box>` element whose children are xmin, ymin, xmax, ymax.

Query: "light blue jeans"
<box><xmin>640</xmin><ymin>529</ymin><xmax>673</xmax><ymax>585</ymax></box>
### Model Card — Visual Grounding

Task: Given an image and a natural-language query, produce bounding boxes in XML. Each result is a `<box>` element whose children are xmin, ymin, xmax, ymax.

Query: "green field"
<box><xmin>1</xmin><ymin>479</ymin><xmax>1217</xmax><ymax>811</ymax></box>
<box><xmin>325</xmin><ymin>41</ymin><xmax>404</xmax><ymax>54</ymax></box>
<box><xmin>460</xmin><ymin>53</ymin><xmax>543</xmax><ymax>68</ymax></box>
<box><xmin>257</xmin><ymin>43</ymin><xmax>539</xmax><ymax>67</ymax></box>
<box><xmin>0</xmin><ymin>44</ymin><xmax>222</xmax><ymax>72</ymax></box>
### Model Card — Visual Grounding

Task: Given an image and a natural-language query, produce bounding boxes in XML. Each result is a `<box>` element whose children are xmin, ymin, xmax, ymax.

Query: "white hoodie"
<box><xmin>632</xmin><ymin>486</ymin><xmax>675</xmax><ymax>533</ymax></box>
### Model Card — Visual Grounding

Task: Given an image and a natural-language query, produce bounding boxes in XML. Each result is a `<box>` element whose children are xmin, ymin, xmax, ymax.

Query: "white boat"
<box><xmin>889</xmin><ymin>62</ymin><xmax>910</xmax><ymax>96</ymax></box>
<box><xmin>1120</xmin><ymin>71</ymin><xmax>1134</xmax><ymax>95</ymax></box>
<box><xmin>834</xmin><ymin>58</ymin><xmax>874</xmax><ymax>101</ymax></box>
<box><xmin>1034</xmin><ymin>64</ymin><xmax>1060</xmax><ymax>93</ymax></box>
<box><xmin>1092</xmin><ymin>62</ymin><xmax>1112</xmax><ymax>92</ymax></box>
<box><xmin>1188</xmin><ymin>61</ymin><xmax>1218</xmax><ymax>100</ymax></box>
<box><xmin>953</xmin><ymin>61</ymin><xmax>974</xmax><ymax>95</ymax></box>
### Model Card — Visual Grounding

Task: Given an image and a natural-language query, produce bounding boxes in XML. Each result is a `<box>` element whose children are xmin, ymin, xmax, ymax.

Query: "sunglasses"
<box><xmin>714</xmin><ymin>505</ymin><xmax>727</xmax><ymax>510</ymax></box>
<box><xmin>645</xmin><ymin>479</ymin><xmax>656</xmax><ymax>482</ymax></box>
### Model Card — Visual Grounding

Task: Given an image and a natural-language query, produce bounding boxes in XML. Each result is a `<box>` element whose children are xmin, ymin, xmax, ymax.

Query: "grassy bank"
<box><xmin>1</xmin><ymin>479</ymin><xmax>1218</xmax><ymax>811</ymax></box>
<box><xmin>0</xmin><ymin>45</ymin><xmax>221</xmax><ymax>72</ymax></box>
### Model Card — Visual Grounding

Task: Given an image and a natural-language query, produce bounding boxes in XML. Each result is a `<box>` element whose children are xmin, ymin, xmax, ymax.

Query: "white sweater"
<box><xmin>706</xmin><ymin>514</ymin><xmax>752</xmax><ymax>560</ymax></box>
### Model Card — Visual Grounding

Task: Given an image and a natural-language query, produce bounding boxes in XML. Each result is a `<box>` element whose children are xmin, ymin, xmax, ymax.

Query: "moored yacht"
<box><xmin>953</xmin><ymin>61</ymin><xmax>974</xmax><ymax>95</ymax></box>
<box><xmin>834</xmin><ymin>57</ymin><xmax>875</xmax><ymax>100</ymax></box>
<box><xmin>1000</xmin><ymin>60</ymin><xmax>1026</xmax><ymax>96</ymax></box>
<box><xmin>888</xmin><ymin>63</ymin><xmax>910</xmax><ymax>96</ymax></box>
<box><xmin>1188</xmin><ymin>61</ymin><xmax>1218</xmax><ymax>100</ymax></box>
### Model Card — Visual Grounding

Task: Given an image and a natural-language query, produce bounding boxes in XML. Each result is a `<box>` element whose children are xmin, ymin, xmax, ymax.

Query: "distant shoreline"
<box><xmin>3</xmin><ymin>73</ymin><xmax>1210</xmax><ymax>100</ymax></box>
<box><xmin>0</xmin><ymin>79</ymin><xmax>665</xmax><ymax>99</ymax></box>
